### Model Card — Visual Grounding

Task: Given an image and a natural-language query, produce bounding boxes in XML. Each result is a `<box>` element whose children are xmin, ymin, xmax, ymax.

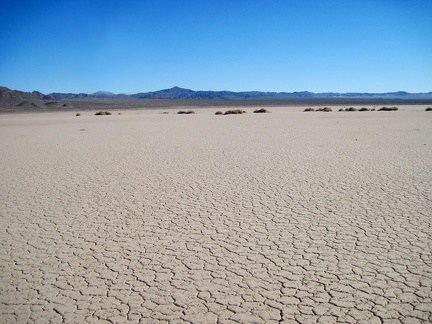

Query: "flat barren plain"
<box><xmin>1</xmin><ymin>106</ymin><xmax>431</xmax><ymax>323</ymax></box>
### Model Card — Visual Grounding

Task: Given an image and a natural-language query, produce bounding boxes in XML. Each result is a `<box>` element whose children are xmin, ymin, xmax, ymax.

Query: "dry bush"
<box><xmin>378</xmin><ymin>106</ymin><xmax>398</xmax><ymax>111</ymax></box>
<box><xmin>253</xmin><ymin>108</ymin><xmax>269</xmax><ymax>113</ymax></box>
<box><xmin>95</xmin><ymin>111</ymin><xmax>112</xmax><ymax>115</ymax></box>
<box><xmin>317</xmin><ymin>107</ymin><xmax>332</xmax><ymax>112</ymax></box>
<box><xmin>224</xmin><ymin>109</ymin><xmax>245</xmax><ymax>115</ymax></box>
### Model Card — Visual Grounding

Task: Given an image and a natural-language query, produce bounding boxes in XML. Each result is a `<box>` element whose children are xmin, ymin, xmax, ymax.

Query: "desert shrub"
<box><xmin>254</xmin><ymin>108</ymin><xmax>269</xmax><ymax>113</ymax></box>
<box><xmin>378</xmin><ymin>106</ymin><xmax>398</xmax><ymax>111</ymax></box>
<box><xmin>215</xmin><ymin>111</ymin><xmax>223</xmax><ymax>115</ymax></box>
<box><xmin>304</xmin><ymin>107</ymin><xmax>314</xmax><ymax>112</ymax></box>
<box><xmin>177</xmin><ymin>110</ymin><xmax>195</xmax><ymax>114</ymax></box>
<box><xmin>317</xmin><ymin>107</ymin><xmax>332</xmax><ymax>112</ymax></box>
<box><xmin>426</xmin><ymin>107</ymin><xmax>432</xmax><ymax>111</ymax></box>
<box><xmin>224</xmin><ymin>109</ymin><xmax>245</xmax><ymax>115</ymax></box>
<box><xmin>76</xmin><ymin>113</ymin><xmax>81</xmax><ymax>116</ymax></box>
<box><xmin>359</xmin><ymin>107</ymin><xmax>370</xmax><ymax>111</ymax></box>
<box><xmin>95</xmin><ymin>111</ymin><xmax>112</xmax><ymax>115</ymax></box>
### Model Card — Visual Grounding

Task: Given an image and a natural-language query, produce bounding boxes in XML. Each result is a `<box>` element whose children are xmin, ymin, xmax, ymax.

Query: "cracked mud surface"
<box><xmin>1</xmin><ymin>109</ymin><xmax>431</xmax><ymax>323</ymax></box>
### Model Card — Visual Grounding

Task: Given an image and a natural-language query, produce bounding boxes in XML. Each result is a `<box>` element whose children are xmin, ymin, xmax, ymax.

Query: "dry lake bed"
<box><xmin>1</xmin><ymin>107</ymin><xmax>431</xmax><ymax>323</ymax></box>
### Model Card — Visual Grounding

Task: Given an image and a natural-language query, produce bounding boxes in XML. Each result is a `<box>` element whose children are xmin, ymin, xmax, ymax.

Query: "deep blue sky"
<box><xmin>1</xmin><ymin>0</ymin><xmax>431</xmax><ymax>94</ymax></box>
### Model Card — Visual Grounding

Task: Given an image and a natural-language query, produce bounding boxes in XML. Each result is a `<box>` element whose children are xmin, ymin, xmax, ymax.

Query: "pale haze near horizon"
<box><xmin>0</xmin><ymin>0</ymin><xmax>431</xmax><ymax>94</ymax></box>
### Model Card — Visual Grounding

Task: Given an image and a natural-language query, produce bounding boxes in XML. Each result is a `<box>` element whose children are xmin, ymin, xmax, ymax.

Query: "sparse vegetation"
<box><xmin>426</xmin><ymin>107</ymin><xmax>432</xmax><ymax>111</ymax></box>
<box><xmin>177</xmin><ymin>110</ymin><xmax>196</xmax><ymax>114</ymax></box>
<box><xmin>317</xmin><ymin>107</ymin><xmax>332</xmax><ymax>112</ymax></box>
<box><xmin>378</xmin><ymin>106</ymin><xmax>398</xmax><ymax>111</ymax></box>
<box><xmin>95</xmin><ymin>111</ymin><xmax>112</xmax><ymax>115</ymax></box>
<box><xmin>224</xmin><ymin>109</ymin><xmax>246</xmax><ymax>115</ymax></box>
<box><xmin>215</xmin><ymin>111</ymin><xmax>223</xmax><ymax>115</ymax></box>
<box><xmin>253</xmin><ymin>108</ymin><xmax>269</xmax><ymax>113</ymax></box>
<box><xmin>304</xmin><ymin>107</ymin><xmax>332</xmax><ymax>112</ymax></box>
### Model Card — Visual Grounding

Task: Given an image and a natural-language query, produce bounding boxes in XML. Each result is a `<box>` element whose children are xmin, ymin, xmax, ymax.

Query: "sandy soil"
<box><xmin>1</xmin><ymin>107</ymin><xmax>431</xmax><ymax>323</ymax></box>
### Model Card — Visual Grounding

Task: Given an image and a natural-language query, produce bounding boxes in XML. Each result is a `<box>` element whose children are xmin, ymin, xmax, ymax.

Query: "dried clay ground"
<box><xmin>0</xmin><ymin>106</ymin><xmax>431</xmax><ymax>323</ymax></box>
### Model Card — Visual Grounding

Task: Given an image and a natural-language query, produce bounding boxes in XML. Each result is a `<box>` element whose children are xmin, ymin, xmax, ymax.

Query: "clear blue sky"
<box><xmin>1</xmin><ymin>0</ymin><xmax>431</xmax><ymax>94</ymax></box>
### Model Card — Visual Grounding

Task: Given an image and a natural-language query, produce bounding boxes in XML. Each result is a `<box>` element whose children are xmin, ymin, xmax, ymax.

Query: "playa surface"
<box><xmin>1</xmin><ymin>107</ymin><xmax>431</xmax><ymax>323</ymax></box>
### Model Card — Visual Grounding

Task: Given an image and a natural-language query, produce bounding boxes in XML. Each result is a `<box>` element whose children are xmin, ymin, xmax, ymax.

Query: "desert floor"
<box><xmin>1</xmin><ymin>106</ymin><xmax>431</xmax><ymax>323</ymax></box>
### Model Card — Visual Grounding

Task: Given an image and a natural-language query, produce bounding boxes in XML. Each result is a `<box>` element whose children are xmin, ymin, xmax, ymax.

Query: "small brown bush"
<box><xmin>178</xmin><ymin>110</ymin><xmax>195</xmax><ymax>114</ymax></box>
<box><xmin>95</xmin><ymin>111</ymin><xmax>112</xmax><ymax>115</ymax></box>
<box><xmin>378</xmin><ymin>106</ymin><xmax>398</xmax><ymax>111</ymax></box>
<box><xmin>254</xmin><ymin>108</ymin><xmax>269</xmax><ymax>113</ymax></box>
<box><xmin>224</xmin><ymin>109</ymin><xmax>245</xmax><ymax>115</ymax></box>
<box><xmin>317</xmin><ymin>107</ymin><xmax>332</xmax><ymax>112</ymax></box>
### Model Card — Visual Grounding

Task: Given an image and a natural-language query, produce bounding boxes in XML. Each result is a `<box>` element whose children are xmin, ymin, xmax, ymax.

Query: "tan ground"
<box><xmin>1</xmin><ymin>107</ymin><xmax>431</xmax><ymax>323</ymax></box>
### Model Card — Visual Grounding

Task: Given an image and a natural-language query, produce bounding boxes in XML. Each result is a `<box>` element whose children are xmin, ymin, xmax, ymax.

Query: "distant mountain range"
<box><xmin>1</xmin><ymin>86</ymin><xmax>432</xmax><ymax>111</ymax></box>
<box><xmin>47</xmin><ymin>86</ymin><xmax>432</xmax><ymax>100</ymax></box>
